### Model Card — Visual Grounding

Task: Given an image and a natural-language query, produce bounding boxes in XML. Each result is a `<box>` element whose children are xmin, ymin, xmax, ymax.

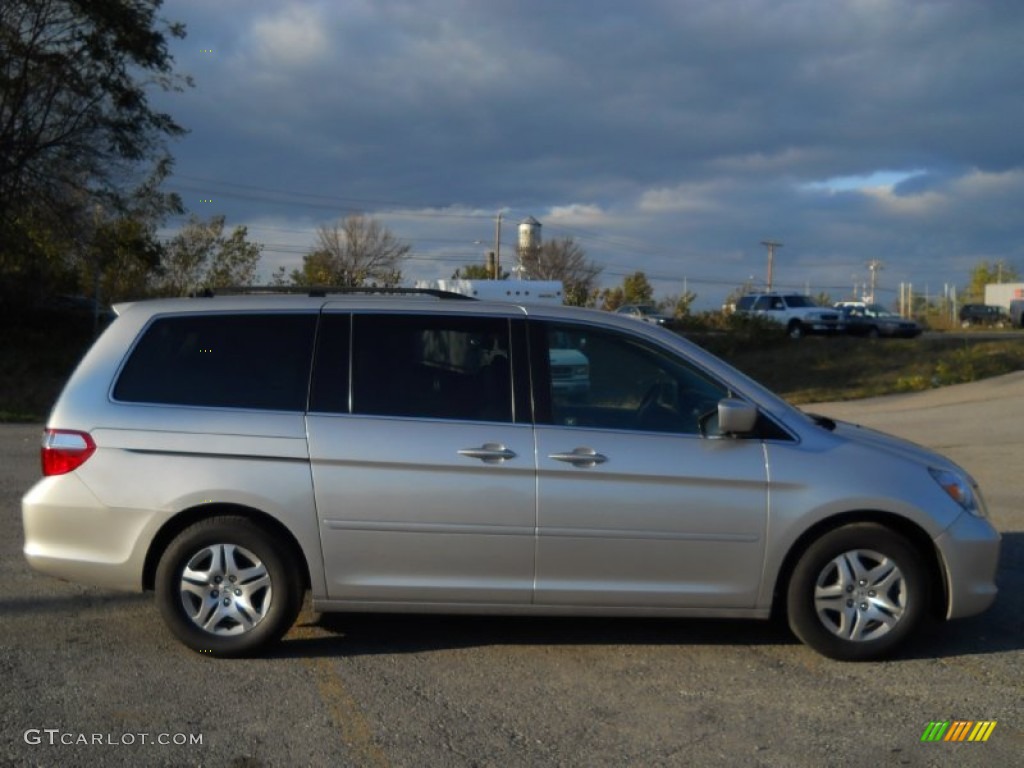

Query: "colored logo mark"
<box><xmin>921</xmin><ymin>721</ymin><xmax>997</xmax><ymax>742</ymax></box>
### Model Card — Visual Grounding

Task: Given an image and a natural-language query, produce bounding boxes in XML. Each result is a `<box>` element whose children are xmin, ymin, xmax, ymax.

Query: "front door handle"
<box><xmin>458</xmin><ymin>443</ymin><xmax>518</xmax><ymax>464</ymax></box>
<box><xmin>548</xmin><ymin>447</ymin><xmax>608</xmax><ymax>468</ymax></box>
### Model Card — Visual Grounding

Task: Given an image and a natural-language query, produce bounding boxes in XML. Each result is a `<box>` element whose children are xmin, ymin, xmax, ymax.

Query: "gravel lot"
<box><xmin>2</xmin><ymin>374</ymin><xmax>1021</xmax><ymax>767</ymax></box>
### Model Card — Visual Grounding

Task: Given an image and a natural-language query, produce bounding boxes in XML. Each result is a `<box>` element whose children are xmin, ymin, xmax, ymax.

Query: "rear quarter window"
<box><xmin>113</xmin><ymin>313</ymin><xmax>318</xmax><ymax>411</ymax></box>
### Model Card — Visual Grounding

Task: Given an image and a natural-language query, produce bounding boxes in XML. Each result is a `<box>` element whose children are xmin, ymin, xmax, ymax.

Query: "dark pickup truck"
<box><xmin>959</xmin><ymin>304</ymin><xmax>1009</xmax><ymax>328</ymax></box>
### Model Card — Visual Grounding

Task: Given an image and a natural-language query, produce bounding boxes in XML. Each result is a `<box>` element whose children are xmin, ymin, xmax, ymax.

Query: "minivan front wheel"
<box><xmin>155</xmin><ymin>516</ymin><xmax>302</xmax><ymax>657</ymax></box>
<box><xmin>786</xmin><ymin>523</ymin><xmax>928</xmax><ymax>661</ymax></box>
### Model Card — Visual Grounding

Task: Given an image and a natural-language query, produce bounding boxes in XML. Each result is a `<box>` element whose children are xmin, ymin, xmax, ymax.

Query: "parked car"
<box><xmin>834</xmin><ymin>302</ymin><xmax>922</xmax><ymax>339</ymax></box>
<box><xmin>614</xmin><ymin>304</ymin><xmax>674</xmax><ymax>325</ymax></box>
<box><xmin>548</xmin><ymin>346</ymin><xmax>590</xmax><ymax>397</ymax></box>
<box><xmin>735</xmin><ymin>293</ymin><xmax>845</xmax><ymax>338</ymax></box>
<box><xmin>22</xmin><ymin>290</ymin><xmax>999</xmax><ymax>661</ymax></box>
<box><xmin>959</xmin><ymin>304</ymin><xmax>1008</xmax><ymax>328</ymax></box>
<box><xmin>1007</xmin><ymin>299</ymin><xmax>1023</xmax><ymax>329</ymax></box>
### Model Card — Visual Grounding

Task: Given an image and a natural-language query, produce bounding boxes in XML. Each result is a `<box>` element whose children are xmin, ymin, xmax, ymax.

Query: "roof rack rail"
<box><xmin>193</xmin><ymin>286</ymin><xmax>476</xmax><ymax>300</ymax></box>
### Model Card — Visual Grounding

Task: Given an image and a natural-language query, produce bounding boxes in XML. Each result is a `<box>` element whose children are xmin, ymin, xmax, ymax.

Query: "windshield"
<box><xmin>865</xmin><ymin>303</ymin><xmax>897</xmax><ymax>317</ymax></box>
<box><xmin>783</xmin><ymin>295</ymin><xmax>818</xmax><ymax>308</ymax></box>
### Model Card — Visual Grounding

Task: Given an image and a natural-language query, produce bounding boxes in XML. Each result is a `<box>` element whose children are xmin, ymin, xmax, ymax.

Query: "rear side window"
<box><xmin>349</xmin><ymin>314</ymin><xmax>514</xmax><ymax>422</ymax></box>
<box><xmin>113</xmin><ymin>314</ymin><xmax>317</xmax><ymax>411</ymax></box>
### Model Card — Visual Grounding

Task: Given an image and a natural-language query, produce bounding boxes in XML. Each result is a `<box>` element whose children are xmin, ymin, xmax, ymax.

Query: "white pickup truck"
<box><xmin>735</xmin><ymin>293</ymin><xmax>845</xmax><ymax>338</ymax></box>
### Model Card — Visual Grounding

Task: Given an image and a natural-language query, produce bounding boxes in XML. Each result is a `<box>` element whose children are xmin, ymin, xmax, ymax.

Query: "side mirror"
<box><xmin>702</xmin><ymin>398</ymin><xmax>758</xmax><ymax>437</ymax></box>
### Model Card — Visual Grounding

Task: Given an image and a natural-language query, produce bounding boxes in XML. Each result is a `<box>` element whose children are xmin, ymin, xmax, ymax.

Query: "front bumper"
<box><xmin>934</xmin><ymin>512</ymin><xmax>1001</xmax><ymax>619</ymax></box>
<box><xmin>807</xmin><ymin>323</ymin><xmax>846</xmax><ymax>334</ymax></box>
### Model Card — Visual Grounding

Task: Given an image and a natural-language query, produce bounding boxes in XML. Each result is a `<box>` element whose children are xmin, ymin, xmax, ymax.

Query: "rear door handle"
<box><xmin>458</xmin><ymin>443</ymin><xmax>518</xmax><ymax>464</ymax></box>
<box><xmin>548</xmin><ymin>447</ymin><xmax>608</xmax><ymax>468</ymax></box>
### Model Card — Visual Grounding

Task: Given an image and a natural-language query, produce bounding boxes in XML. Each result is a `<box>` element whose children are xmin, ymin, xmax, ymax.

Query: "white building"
<box><xmin>984</xmin><ymin>282</ymin><xmax>1024</xmax><ymax>308</ymax></box>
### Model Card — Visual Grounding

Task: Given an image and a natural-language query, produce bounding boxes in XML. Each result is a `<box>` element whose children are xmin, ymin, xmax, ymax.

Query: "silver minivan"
<box><xmin>22</xmin><ymin>292</ymin><xmax>1000</xmax><ymax>660</ymax></box>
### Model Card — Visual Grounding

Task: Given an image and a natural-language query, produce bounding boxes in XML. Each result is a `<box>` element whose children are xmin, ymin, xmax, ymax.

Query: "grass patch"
<box><xmin>709</xmin><ymin>334</ymin><xmax>1024</xmax><ymax>404</ymax></box>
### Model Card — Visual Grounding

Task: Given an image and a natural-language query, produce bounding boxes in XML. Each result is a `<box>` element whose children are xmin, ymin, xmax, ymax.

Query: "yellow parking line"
<box><xmin>287</xmin><ymin>607</ymin><xmax>389</xmax><ymax>768</ymax></box>
<box><xmin>304</xmin><ymin>656</ymin><xmax>390</xmax><ymax>768</ymax></box>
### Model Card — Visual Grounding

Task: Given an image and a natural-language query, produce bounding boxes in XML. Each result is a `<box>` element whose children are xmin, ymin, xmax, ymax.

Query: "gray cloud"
<box><xmin>155</xmin><ymin>0</ymin><xmax>1024</xmax><ymax>306</ymax></box>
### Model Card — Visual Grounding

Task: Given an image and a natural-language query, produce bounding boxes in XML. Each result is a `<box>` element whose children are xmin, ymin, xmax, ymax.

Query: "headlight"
<box><xmin>929</xmin><ymin>468</ymin><xmax>984</xmax><ymax>516</ymax></box>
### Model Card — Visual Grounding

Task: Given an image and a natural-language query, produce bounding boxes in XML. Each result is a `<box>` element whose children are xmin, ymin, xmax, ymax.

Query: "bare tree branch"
<box><xmin>520</xmin><ymin>237</ymin><xmax>602</xmax><ymax>306</ymax></box>
<box><xmin>294</xmin><ymin>214</ymin><xmax>410</xmax><ymax>287</ymax></box>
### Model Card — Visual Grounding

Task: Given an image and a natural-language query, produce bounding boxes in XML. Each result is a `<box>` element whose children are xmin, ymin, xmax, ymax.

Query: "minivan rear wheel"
<box><xmin>786</xmin><ymin>523</ymin><xmax>928</xmax><ymax>661</ymax></box>
<box><xmin>155</xmin><ymin>516</ymin><xmax>302</xmax><ymax>657</ymax></box>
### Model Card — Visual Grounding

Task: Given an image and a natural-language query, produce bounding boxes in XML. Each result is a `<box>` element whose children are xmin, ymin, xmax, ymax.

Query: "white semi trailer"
<box><xmin>416</xmin><ymin>279</ymin><xmax>565</xmax><ymax>305</ymax></box>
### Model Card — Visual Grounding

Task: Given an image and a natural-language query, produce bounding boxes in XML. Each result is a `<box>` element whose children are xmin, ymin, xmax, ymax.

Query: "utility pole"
<box><xmin>760</xmin><ymin>240</ymin><xmax>782</xmax><ymax>291</ymax></box>
<box><xmin>867</xmin><ymin>259</ymin><xmax>883</xmax><ymax>303</ymax></box>
<box><xmin>493</xmin><ymin>212</ymin><xmax>503</xmax><ymax>280</ymax></box>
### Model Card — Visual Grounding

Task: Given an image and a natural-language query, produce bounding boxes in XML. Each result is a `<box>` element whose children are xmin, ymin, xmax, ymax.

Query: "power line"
<box><xmin>168</xmin><ymin>175</ymin><xmax>495</xmax><ymax>220</ymax></box>
<box><xmin>162</xmin><ymin>174</ymin><xmax>907</xmax><ymax>296</ymax></box>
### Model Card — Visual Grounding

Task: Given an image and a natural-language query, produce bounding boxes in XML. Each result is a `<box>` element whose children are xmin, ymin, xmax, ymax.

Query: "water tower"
<box><xmin>517</xmin><ymin>216</ymin><xmax>541</xmax><ymax>277</ymax></box>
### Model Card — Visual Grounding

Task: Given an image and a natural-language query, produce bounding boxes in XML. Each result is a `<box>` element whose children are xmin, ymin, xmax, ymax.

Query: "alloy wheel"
<box><xmin>813</xmin><ymin>548</ymin><xmax>906</xmax><ymax>642</ymax></box>
<box><xmin>178</xmin><ymin>543</ymin><xmax>273</xmax><ymax>635</ymax></box>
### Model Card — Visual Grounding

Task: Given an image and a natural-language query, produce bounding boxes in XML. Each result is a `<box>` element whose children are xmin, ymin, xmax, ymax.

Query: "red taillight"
<box><xmin>41</xmin><ymin>430</ymin><xmax>96</xmax><ymax>476</ymax></box>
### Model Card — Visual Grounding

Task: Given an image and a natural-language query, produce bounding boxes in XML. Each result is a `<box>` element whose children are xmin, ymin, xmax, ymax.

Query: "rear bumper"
<box><xmin>21</xmin><ymin>475</ymin><xmax>155</xmax><ymax>592</ymax></box>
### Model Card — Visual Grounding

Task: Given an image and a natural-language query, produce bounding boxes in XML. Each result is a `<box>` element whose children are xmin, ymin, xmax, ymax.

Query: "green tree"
<box><xmin>159</xmin><ymin>215</ymin><xmax>262</xmax><ymax>296</ymax></box>
<box><xmin>292</xmin><ymin>214</ymin><xmax>409</xmax><ymax>287</ymax></box>
<box><xmin>599</xmin><ymin>286</ymin><xmax>625</xmax><ymax>311</ymax></box>
<box><xmin>80</xmin><ymin>214</ymin><xmax>164</xmax><ymax>304</ymax></box>
<box><xmin>600</xmin><ymin>271</ymin><xmax>655</xmax><ymax>311</ymax></box>
<box><xmin>73</xmin><ymin>161</ymin><xmax>183</xmax><ymax>305</ymax></box>
<box><xmin>519</xmin><ymin>237</ymin><xmax>602</xmax><ymax>307</ymax></box>
<box><xmin>206</xmin><ymin>225</ymin><xmax>262</xmax><ymax>288</ymax></box>
<box><xmin>661</xmin><ymin>290</ymin><xmax>698</xmax><ymax>319</ymax></box>
<box><xmin>622</xmin><ymin>271</ymin><xmax>654</xmax><ymax>304</ymax></box>
<box><xmin>965</xmin><ymin>260</ymin><xmax>1020</xmax><ymax>303</ymax></box>
<box><xmin>0</xmin><ymin>0</ymin><xmax>190</xmax><ymax>296</ymax></box>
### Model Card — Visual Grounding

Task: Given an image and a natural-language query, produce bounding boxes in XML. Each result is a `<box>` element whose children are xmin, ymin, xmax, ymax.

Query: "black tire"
<box><xmin>786</xmin><ymin>523</ymin><xmax>928</xmax><ymax>661</ymax></box>
<box><xmin>866</xmin><ymin>326</ymin><xmax>880</xmax><ymax>339</ymax></box>
<box><xmin>155</xmin><ymin>516</ymin><xmax>303</xmax><ymax>657</ymax></box>
<box><xmin>787</xmin><ymin>321</ymin><xmax>804</xmax><ymax>339</ymax></box>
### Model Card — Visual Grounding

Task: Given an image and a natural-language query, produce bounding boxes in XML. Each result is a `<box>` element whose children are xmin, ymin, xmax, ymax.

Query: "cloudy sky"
<box><xmin>153</xmin><ymin>0</ymin><xmax>1024</xmax><ymax>308</ymax></box>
